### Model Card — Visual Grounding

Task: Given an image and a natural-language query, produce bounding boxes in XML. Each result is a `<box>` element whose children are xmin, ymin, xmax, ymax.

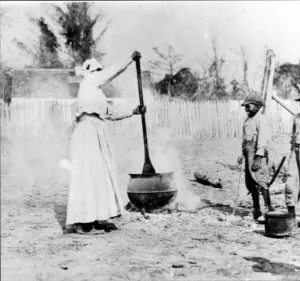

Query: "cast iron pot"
<box><xmin>128</xmin><ymin>172</ymin><xmax>178</xmax><ymax>209</ymax></box>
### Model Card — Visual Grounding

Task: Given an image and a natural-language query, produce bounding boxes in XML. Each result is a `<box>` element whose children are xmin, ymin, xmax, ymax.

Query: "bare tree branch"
<box><xmin>150</xmin><ymin>45</ymin><xmax>184</xmax><ymax>76</ymax></box>
<box><xmin>94</xmin><ymin>23</ymin><xmax>109</xmax><ymax>44</ymax></box>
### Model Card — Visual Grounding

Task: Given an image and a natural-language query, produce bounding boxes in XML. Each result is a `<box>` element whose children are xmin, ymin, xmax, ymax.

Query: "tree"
<box><xmin>155</xmin><ymin>68</ymin><xmax>198</xmax><ymax>98</ymax></box>
<box><xmin>35</xmin><ymin>17</ymin><xmax>61</xmax><ymax>68</ymax></box>
<box><xmin>273</xmin><ymin>62</ymin><xmax>300</xmax><ymax>99</ymax></box>
<box><xmin>53</xmin><ymin>2</ymin><xmax>108</xmax><ymax>66</ymax></box>
<box><xmin>13</xmin><ymin>16</ymin><xmax>62</xmax><ymax>68</ymax></box>
<box><xmin>229</xmin><ymin>78</ymin><xmax>249</xmax><ymax>100</ymax></box>
<box><xmin>149</xmin><ymin>45</ymin><xmax>184</xmax><ymax>76</ymax></box>
<box><xmin>209</xmin><ymin>38</ymin><xmax>227</xmax><ymax>99</ymax></box>
<box><xmin>240</xmin><ymin>46</ymin><xmax>250</xmax><ymax>92</ymax></box>
<box><xmin>0</xmin><ymin>9</ymin><xmax>4</xmax><ymax>39</ymax></box>
<box><xmin>192</xmin><ymin>63</ymin><xmax>212</xmax><ymax>100</ymax></box>
<box><xmin>12</xmin><ymin>38</ymin><xmax>39</xmax><ymax>64</ymax></box>
<box><xmin>0</xmin><ymin>6</ymin><xmax>13</xmax><ymax>105</ymax></box>
<box><xmin>0</xmin><ymin>4</ymin><xmax>11</xmax><ymax>39</ymax></box>
<box><xmin>193</xmin><ymin>38</ymin><xmax>228</xmax><ymax>101</ymax></box>
<box><xmin>149</xmin><ymin>45</ymin><xmax>184</xmax><ymax>96</ymax></box>
<box><xmin>12</xmin><ymin>2</ymin><xmax>108</xmax><ymax>68</ymax></box>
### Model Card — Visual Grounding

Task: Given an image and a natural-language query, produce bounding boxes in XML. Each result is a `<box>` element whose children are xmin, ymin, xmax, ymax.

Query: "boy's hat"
<box><xmin>241</xmin><ymin>94</ymin><xmax>264</xmax><ymax>107</ymax></box>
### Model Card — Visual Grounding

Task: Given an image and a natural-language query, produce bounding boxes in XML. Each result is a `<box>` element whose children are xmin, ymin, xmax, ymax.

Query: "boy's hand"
<box><xmin>237</xmin><ymin>155</ymin><xmax>244</xmax><ymax>165</ymax></box>
<box><xmin>290</xmin><ymin>138</ymin><xmax>295</xmax><ymax>151</ymax></box>
<box><xmin>252</xmin><ymin>155</ymin><xmax>262</xmax><ymax>171</ymax></box>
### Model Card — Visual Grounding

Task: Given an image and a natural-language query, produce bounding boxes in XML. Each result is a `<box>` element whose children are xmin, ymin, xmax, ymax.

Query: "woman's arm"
<box><xmin>88</xmin><ymin>57</ymin><xmax>133</xmax><ymax>87</ymax></box>
<box><xmin>106</xmin><ymin>102</ymin><xmax>146</xmax><ymax>121</ymax></box>
<box><xmin>106</xmin><ymin>101</ymin><xmax>133</xmax><ymax>121</ymax></box>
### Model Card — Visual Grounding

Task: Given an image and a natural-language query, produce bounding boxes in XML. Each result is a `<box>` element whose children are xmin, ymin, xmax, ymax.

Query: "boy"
<box><xmin>238</xmin><ymin>94</ymin><xmax>274</xmax><ymax>220</ymax></box>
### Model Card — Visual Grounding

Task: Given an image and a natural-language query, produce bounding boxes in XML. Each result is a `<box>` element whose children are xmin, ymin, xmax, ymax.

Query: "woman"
<box><xmin>65</xmin><ymin>51</ymin><xmax>145</xmax><ymax>234</ymax></box>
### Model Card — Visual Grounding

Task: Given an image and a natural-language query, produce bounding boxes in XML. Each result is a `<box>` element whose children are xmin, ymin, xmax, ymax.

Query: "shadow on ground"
<box><xmin>199</xmin><ymin>199</ymin><xmax>251</xmax><ymax>218</ymax></box>
<box><xmin>124</xmin><ymin>198</ymin><xmax>252</xmax><ymax>219</ymax></box>
<box><xmin>244</xmin><ymin>256</ymin><xmax>300</xmax><ymax>276</ymax></box>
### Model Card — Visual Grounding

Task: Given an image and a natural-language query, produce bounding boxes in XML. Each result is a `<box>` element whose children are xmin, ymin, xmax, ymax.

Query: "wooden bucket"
<box><xmin>265</xmin><ymin>209</ymin><xmax>294</xmax><ymax>237</ymax></box>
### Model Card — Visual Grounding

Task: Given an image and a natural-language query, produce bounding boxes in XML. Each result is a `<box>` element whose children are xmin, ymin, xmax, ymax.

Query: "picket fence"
<box><xmin>0</xmin><ymin>97</ymin><xmax>299</xmax><ymax>140</ymax></box>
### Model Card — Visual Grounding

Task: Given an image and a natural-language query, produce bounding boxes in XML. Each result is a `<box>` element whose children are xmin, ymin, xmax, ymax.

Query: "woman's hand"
<box><xmin>133</xmin><ymin>105</ymin><xmax>147</xmax><ymax>115</ymax></box>
<box><xmin>132</xmin><ymin>51</ymin><xmax>141</xmax><ymax>61</ymax></box>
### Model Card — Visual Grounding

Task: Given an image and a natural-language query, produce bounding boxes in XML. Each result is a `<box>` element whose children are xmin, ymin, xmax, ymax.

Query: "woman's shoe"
<box><xmin>94</xmin><ymin>221</ymin><xmax>118</xmax><ymax>232</ymax></box>
<box><xmin>63</xmin><ymin>224</ymin><xmax>77</xmax><ymax>234</ymax></box>
<box><xmin>75</xmin><ymin>223</ymin><xmax>105</xmax><ymax>235</ymax></box>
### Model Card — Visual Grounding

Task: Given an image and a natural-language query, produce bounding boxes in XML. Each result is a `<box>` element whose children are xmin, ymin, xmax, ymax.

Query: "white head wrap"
<box><xmin>81</xmin><ymin>58</ymin><xmax>103</xmax><ymax>77</ymax></box>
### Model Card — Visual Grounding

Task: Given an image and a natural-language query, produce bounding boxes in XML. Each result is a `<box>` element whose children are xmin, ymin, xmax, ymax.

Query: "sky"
<box><xmin>1</xmin><ymin>1</ymin><xmax>300</xmax><ymax>90</ymax></box>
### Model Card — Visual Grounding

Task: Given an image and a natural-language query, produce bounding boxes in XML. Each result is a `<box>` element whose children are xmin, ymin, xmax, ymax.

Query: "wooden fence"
<box><xmin>1</xmin><ymin>97</ymin><xmax>299</xmax><ymax>140</ymax></box>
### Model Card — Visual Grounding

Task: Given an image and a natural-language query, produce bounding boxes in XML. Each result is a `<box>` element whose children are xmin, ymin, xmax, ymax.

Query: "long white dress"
<box><xmin>66</xmin><ymin>58</ymin><xmax>134</xmax><ymax>225</ymax></box>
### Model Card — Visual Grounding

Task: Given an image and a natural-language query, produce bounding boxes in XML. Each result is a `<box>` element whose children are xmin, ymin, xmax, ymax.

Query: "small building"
<box><xmin>12</xmin><ymin>68</ymin><xmax>77</xmax><ymax>99</ymax></box>
<box><xmin>10</xmin><ymin>68</ymin><xmax>154</xmax><ymax>99</ymax></box>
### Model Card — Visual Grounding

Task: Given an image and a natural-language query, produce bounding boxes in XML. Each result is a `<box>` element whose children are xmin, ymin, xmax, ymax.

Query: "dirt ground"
<box><xmin>1</xmin><ymin>126</ymin><xmax>300</xmax><ymax>281</ymax></box>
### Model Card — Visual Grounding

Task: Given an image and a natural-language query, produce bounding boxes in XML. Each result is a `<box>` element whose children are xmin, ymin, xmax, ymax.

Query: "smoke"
<box><xmin>14</xmin><ymin>70</ymin><xmax>73</xmax><ymax>99</ymax></box>
<box><xmin>58</xmin><ymin>158</ymin><xmax>73</xmax><ymax>174</ymax></box>
<box><xmin>1</xmin><ymin>114</ymin><xmax>71</xmax><ymax>207</ymax></box>
<box><xmin>154</xmin><ymin>144</ymin><xmax>200</xmax><ymax>210</ymax></box>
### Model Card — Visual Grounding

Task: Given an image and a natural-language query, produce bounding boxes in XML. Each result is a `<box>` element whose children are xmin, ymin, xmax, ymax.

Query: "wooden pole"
<box><xmin>261</xmin><ymin>49</ymin><xmax>270</xmax><ymax>99</ymax></box>
<box><xmin>260</xmin><ymin>49</ymin><xmax>296</xmax><ymax>117</ymax></box>
<box><xmin>262</xmin><ymin>49</ymin><xmax>276</xmax><ymax>115</ymax></box>
<box><xmin>135</xmin><ymin>55</ymin><xmax>156</xmax><ymax>175</ymax></box>
<box><xmin>272</xmin><ymin>94</ymin><xmax>296</xmax><ymax>116</ymax></box>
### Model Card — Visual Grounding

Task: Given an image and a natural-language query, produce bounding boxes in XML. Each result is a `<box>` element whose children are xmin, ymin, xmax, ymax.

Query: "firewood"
<box><xmin>194</xmin><ymin>172</ymin><xmax>223</xmax><ymax>189</ymax></box>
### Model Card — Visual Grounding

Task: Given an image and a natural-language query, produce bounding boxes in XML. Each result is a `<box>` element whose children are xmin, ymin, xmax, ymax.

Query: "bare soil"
<box><xmin>1</xmin><ymin>129</ymin><xmax>300</xmax><ymax>281</ymax></box>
